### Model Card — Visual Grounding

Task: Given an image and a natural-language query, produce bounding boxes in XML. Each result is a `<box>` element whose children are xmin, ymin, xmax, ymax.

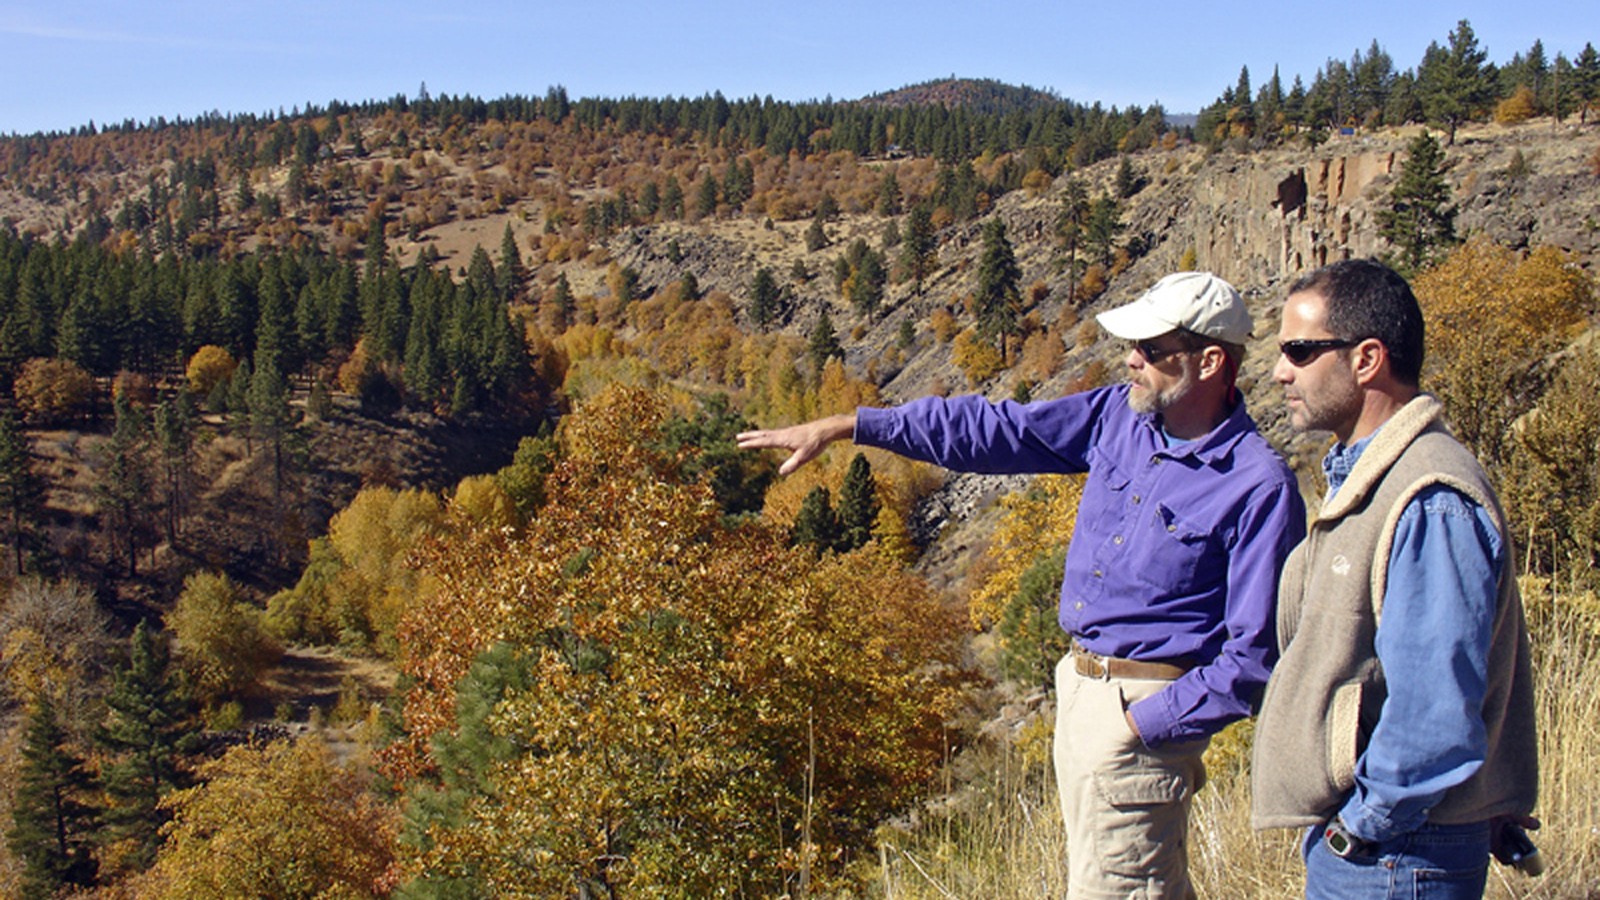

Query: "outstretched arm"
<box><xmin>736</xmin><ymin>413</ymin><xmax>856</xmax><ymax>476</ymax></box>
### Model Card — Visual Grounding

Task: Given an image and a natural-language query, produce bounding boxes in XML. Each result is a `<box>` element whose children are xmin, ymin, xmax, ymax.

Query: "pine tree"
<box><xmin>816</xmin><ymin>192</ymin><xmax>839</xmax><ymax>221</ymax></box>
<box><xmin>836</xmin><ymin>453</ymin><xmax>880</xmax><ymax>553</ymax></box>
<box><xmin>1576</xmin><ymin>43</ymin><xmax>1600</xmax><ymax>124</ymax></box>
<box><xmin>848</xmin><ymin>249</ymin><xmax>886</xmax><ymax>318</ymax></box>
<box><xmin>8</xmin><ymin>696</ymin><xmax>100</xmax><ymax>898</ymax></box>
<box><xmin>152</xmin><ymin>393</ymin><xmax>196</xmax><ymax>546</ymax></box>
<box><xmin>1056</xmin><ymin>180</ymin><xmax>1089</xmax><ymax>307</ymax></box>
<box><xmin>876</xmin><ymin>170</ymin><xmax>902</xmax><ymax>216</ymax></box>
<box><xmin>1257</xmin><ymin>66</ymin><xmax>1286</xmax><ymax>138</ymax></box>
<box><xmin>399</xmin><ymin>643</ymin><xmax>535</xmax><ymax>897</ymax></box>
<box><xmin>694</xmin><ymin>175</ymin><xmax>719</xmax><ymax>220</ymax></box>
<box><xmin>662</xmin><ymin>175</ymin><xmax>685</xmax><ymax>220</ymax></box>
<box><xmin>805</xmin><ymin>215</ymin><xmax>829</xmax><ymax>252</ymax></box>
<box><xmin>679</xmin><ymin>271</ymin><xmax>701</xmax><ymax>301</ymax></box>
<box><xmin>975</xmin><ymin>217</ymin><xmax>1021</xmax><ymax>358</ymax></box>
<box><xmin>1378</xmin><ymin>131</ymin><xmax>1457</xmax><ymax>272</ymax></box>
<box><xmin>1084</xmin><ymin>195</ymin><xmax>1123</xmax><ymax>267</ymax></box>
<box><xmin>998</xmin><ymin>549</ymin><xmax>1072</xmax><ymax>685</ymax></box>
<box><xmin>98</xmin><ymin>392</ymin><xmax>154</xmax><ymax>576</ymax></box>
<box><xmin>96</xmin><ymin>621</ymin><xmax>198</xmax><ymax>872</ymax></box>
<box><xmin>899</xmin><ymin>204</ymin><xmax>936</xmax><ymax>295</ymax></box>
<box><xmin>548</xmin><ymin>272</ymin><xmax>574</xmax><ymax>331</ymax></box>
<box><xmin>1418</xmin><ymin>19</ymin><xmax>1492</xmax><ymax>145</ymax></box>
<box><xmin>791</xmin><ymin>486</ymin><xmax>839</xmax><ymax>554</ymax></box>
<box><xmin>248</xmin><ymin>357</ymin><xmax>296</xmax><ymax>515</ymax></box>
<box><xmin>497</xmin><ymin>223</ymin><xmax>525</xmax><ymax>302</ymax></box>
<box><xmin>1114</xmin><ymin>156</ymin><xmax>1143</xmax><ymax>198</ymax></box>
<box><xmin>1351</xmin><ymin>40</ymin><xmax>1396</xmax><ymax>125</ymax></box>
<box><xmin>254</xmin><ymin>265</ymin><xmax>295</xmax><ymax>376</ymax></box>
<box><xmin>806</xmin><ymin>312</ymin><xmax>842</xmax><ymax>374</ymax></box>
<box><xmin>0</xmin><ymin>408</ymin><xmax>46</xmax><ymax>576</ymax></box>
<box><xmin>749</xmin><ymin>267</ymin><xmax>779</xmax><ymax>330</ymax></box>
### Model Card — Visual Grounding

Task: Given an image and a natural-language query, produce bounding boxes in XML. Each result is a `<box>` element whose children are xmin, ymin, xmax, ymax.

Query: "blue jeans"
<box><xmin>1303</xmin><ymin>821</ymin><xmax>1490</xmax><ymax>899</ymax></box>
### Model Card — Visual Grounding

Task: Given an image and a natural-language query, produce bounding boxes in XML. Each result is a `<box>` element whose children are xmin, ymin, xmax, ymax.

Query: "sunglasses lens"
<box><xmin>1280</xmin><ymin>339</ymin><xmax>1355</xmax><ymax>365</ymax></box>
<box><xmin>1136</xmin><ymin>342</ymin><xmax>1169</xmax><ymax>362</ymax></box>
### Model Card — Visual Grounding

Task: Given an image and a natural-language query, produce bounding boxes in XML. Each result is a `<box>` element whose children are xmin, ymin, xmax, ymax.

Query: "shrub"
<box><xmin>1494</xmin><ymin>86</ymin><xmax>1538</xmax><ymax>124</ymax></box>
<box><xmin>952</xmin><ymin>328</ymin><xmax>1006</xmax><ymax>386</ymax></box>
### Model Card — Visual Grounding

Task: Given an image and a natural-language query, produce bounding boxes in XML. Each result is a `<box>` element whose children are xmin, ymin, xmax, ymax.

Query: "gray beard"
<box><xmin>1127</xmin><ymin>372</ymin><xmax>1194</xmax><ymax>415</ymax></box>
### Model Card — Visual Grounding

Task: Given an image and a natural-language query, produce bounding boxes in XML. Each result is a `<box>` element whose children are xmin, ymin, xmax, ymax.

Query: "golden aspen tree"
<box><xmin>139</xmin><ymin>737</ymin><xmax>397</xmax><ymax>899</ymax></box>
<box><xmin>1414</xmin><ymin>238</ymin><xmax>1593</xmax><ymax>470</ymax></box>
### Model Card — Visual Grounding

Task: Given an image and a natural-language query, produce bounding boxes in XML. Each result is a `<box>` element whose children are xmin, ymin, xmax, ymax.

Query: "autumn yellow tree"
<box><xmin>967</xmin><ymin>475</ymin><xmax>1084</xmax><ymax>683</ymax></box>
<box><xmin>266</xmin><ymin>486</ymin><xmax>445</xmax><ymax>655</ymax></box>
<box><xmin>386</xmin><ymin>386</ymin><xmax>970</xmax><ymax>896</ymax></box>
<box><xmin>1502</xmin><ymin>343</ymin><xmax>1600</xmax><ymax>582</ymax></box>
<box><xmin>13</xmin><ymin>357</ymin><xmax>94</xmax><ymax>426</ymax></box>
<box><xmin>166</xmin><ymin>571</ymin><xmax>281</xmax><ymax>706</ymax></box>
<box><xmin>1414</xmin><ymin>239</ymin><xmax>1595</xmax><ymax>472</ymax></box>
<box><xmin>136</xmin><ymin>736</ymin><xmax>398</xmax><ymax>899</ymax></box>
<box><xmin>184</xmin><ymin>344</ymin><xmax>237</xmax><ymax>398</ymax></box>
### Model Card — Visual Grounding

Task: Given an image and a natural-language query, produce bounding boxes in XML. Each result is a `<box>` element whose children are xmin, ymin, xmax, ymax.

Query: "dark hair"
<box><xmin>1289</xmin><ymin>258</ymin><xmax>1424</xmax><ymax>386</ymax></box>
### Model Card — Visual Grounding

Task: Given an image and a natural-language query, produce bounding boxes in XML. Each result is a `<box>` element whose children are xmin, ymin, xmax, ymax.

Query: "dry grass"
<box><xmin>868</xmin><ymin>575</ymin><xmax>1600</xmax><ymax>899</ymax></box>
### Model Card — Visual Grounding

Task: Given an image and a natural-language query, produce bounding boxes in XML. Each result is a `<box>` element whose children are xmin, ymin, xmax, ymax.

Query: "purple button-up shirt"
<box><xmin>854</xmin><ymin>384</ymin><xmax>1305</xmax><ymax>746</ymax></box>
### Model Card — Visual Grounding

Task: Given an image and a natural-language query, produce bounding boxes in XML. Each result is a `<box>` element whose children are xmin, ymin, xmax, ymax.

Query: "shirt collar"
<box><xmin>1146</xmin><ymin>394</ymin><xmax>1257</xmax><ymax>463</ymax></box>
<box><xmin>1322</xmin><ymin>428</ymin><xmax>1380</xmax><ymax>499</ymax></box>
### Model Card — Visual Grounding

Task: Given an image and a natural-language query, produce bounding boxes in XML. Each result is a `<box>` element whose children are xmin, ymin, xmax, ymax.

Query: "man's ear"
<box><xmin>1351</xmin><ymin>338</ymin><xmax>1388</xmax><ymax>386</ymax></box>
<box><xmin>1197</xmin><ymin>344</ymin><xmax>1228</xmax><ymax>382</ymax></box>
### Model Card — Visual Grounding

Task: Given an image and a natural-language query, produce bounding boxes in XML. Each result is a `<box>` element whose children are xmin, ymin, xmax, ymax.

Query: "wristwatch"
<box><xmin>1323</xmin><ymin>817</ymin><xmax>1371</xmax><ymax>859</ymax></box>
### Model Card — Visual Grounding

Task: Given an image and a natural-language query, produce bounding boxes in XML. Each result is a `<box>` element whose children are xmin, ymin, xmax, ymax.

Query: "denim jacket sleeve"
<box><xmin>1337</xmin><ymin>484</ymin><xmax>1502</xmax><ymax>842</ymax></box>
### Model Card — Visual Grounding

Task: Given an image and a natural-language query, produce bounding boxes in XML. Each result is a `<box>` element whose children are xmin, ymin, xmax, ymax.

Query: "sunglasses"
<box><xmin>1133</xmin><ymin>340</ymin><xmax>1190</xmax><ymax>364</ymax></box>
<box><xmin>1279</xmin><ymin>338</ymin><xmax>1358</xmax><ymax>366</ymax></box>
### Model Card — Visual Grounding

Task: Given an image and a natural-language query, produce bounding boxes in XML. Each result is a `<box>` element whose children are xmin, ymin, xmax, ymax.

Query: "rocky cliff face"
<box><xmin>1108</xmin><ymin>123</ymin><xmax>1598</xmax><ymax>300</ymax></box>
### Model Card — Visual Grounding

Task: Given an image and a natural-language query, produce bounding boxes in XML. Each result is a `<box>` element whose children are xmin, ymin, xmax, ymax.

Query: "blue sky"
<box><xmin>2</xmin><ymin>1</ymin><xmax>1595</xmax><ymax>136</ymax></box>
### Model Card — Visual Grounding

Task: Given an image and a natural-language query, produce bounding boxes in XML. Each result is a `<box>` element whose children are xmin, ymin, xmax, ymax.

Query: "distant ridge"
<box><xmin>856</xmin><ymin>77</ymin><xmax>1068</xmax><ymax>113</ymax></box>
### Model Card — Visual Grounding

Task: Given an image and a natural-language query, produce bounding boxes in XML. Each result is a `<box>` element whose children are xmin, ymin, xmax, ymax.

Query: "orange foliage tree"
<box><xmin>384</xmin><ymin>386</ymin><xmax>970</xmax><ymax>896</ymax></box>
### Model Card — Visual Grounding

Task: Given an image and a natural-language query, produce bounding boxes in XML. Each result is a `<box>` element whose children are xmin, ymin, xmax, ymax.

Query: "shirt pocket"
<box><xmin>1134</xmin><ymin>502</ymin><xmax>1219</xmax><ymax>591</ymax></box>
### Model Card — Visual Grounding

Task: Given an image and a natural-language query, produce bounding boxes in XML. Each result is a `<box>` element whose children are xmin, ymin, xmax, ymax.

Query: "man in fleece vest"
<box><xmin>1252</xmin><ymin>258</ymin><xmax>1538</xmax><ymax>898</ymax></box>
<box><xmin>740</xmin><ymin>272</ymin><xmax>1304</xmax><ymax>898</ymax></box>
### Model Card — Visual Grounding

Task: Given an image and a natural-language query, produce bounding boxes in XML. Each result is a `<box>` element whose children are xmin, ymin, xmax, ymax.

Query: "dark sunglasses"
<box><xmin>1279</xmin><ymin>338</ymin><xmax>1358</xmax><ymax>366</ymax></box>
<box><xmin>1133</xmin><ymin>340</ymin><xmax>1190</xmax><ymax>364</ymax></box>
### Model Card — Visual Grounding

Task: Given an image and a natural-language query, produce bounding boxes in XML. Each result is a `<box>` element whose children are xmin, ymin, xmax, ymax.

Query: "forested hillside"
<box><xmin>2</xmin><ymin>19</ymin><xmax>1600</xmax><ymax>897</ymax></box>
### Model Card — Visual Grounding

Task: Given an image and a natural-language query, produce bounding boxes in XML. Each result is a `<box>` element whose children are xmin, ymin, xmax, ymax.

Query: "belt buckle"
<box><xmin>1079</xmin><ymin>648</ymin><xmax>1111</xmax><ymax>681</ymax></box>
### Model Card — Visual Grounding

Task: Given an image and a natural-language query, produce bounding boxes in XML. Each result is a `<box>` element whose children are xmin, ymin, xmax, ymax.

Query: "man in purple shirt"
<box><xmin>739</xmin><ymin>272</ymin><xmax>1305</xmax><ymax>898</ymax></box>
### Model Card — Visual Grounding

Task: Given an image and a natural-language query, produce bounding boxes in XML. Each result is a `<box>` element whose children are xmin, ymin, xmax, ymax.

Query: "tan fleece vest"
<box><xmin>1251</xmin><ymin>395</ymin><xmax>1538</xmax><ymax>830</ymax></box>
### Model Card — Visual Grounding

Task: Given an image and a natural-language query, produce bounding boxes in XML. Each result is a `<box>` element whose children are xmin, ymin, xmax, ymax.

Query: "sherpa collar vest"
<box><xmin>1251</xmin><ymin>395</ymin><xmax>1537</xmax><ymax>830</ymax></box>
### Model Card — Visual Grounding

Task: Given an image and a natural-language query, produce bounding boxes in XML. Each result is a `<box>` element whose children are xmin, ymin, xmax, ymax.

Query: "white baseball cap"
<box><xmin>1095</xmin><ymin>272</ymin><xmax>1252</xmax><ymax>344</ymax></box>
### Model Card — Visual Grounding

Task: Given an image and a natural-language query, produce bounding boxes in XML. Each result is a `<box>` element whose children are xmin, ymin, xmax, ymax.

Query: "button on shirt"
<box><xmin>853</xmin><ymin>384</ymin><xmax>1305</xmax><ymax>746</ymax></box>
<box><xmin>1323</xmin><ymin>432</ymin><xmax>1503</xmax><ymax>843</ymax></box>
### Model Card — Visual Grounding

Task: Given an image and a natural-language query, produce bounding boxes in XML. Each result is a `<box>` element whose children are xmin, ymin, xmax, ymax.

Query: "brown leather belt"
<box><xmin>1071</xmin><ymin>641</ymin><xmax>1192</xmax><ymax>681</ymax></box>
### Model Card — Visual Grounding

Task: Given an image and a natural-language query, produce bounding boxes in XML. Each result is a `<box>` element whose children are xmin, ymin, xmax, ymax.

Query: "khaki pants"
<box><xmin>1053</xmin><ymin>652</ymin><xmax>1209</xmax><ymax>900</ymax></box>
